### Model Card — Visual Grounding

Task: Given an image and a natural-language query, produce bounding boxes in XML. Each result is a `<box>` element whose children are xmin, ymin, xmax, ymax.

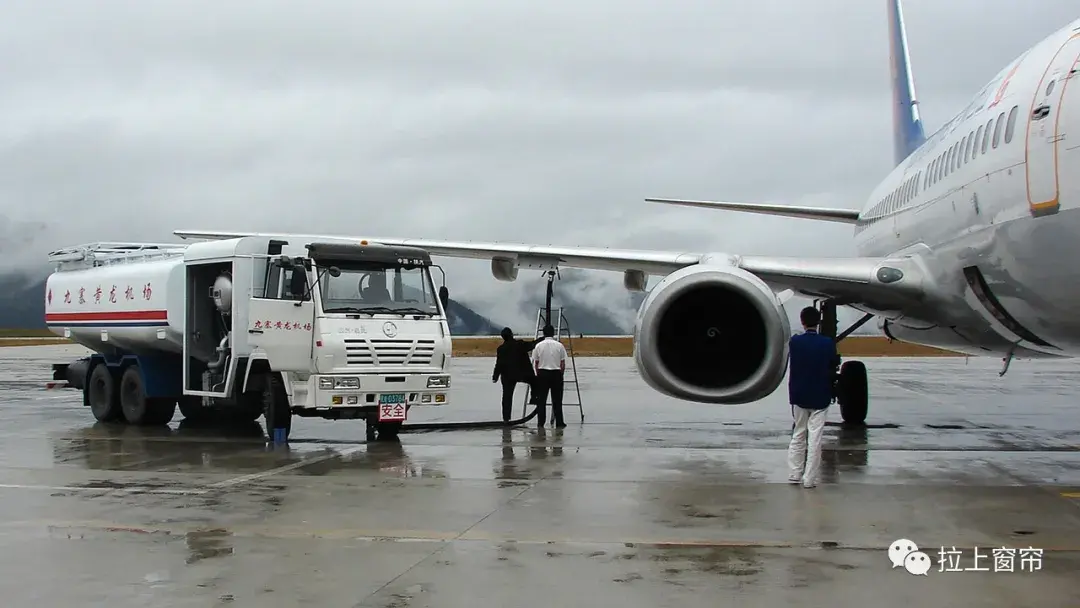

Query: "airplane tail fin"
<box><xmin>887</xmin><ymin>0</ymin><xmax>926</xmax><ymax>165</ymax></box>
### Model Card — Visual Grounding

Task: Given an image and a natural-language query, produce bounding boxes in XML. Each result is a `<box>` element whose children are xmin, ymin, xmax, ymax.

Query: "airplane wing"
<box><xmin>174</xmin><ymin>230</ymin><xmax>928</xmax><ymax>312</ymax></box>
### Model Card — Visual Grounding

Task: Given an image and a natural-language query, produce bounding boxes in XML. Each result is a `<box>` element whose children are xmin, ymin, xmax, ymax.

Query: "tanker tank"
<box><xmin>44</xmin><ymin>256</ymin><xmax>188</xmax><ymax>355</ymax></box>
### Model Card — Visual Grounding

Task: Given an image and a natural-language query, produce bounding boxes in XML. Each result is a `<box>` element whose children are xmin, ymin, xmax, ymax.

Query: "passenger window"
<box><xmin>966</xmin><ymin>131</ymin><xmax>974</xmax><ymax>161</ymax></box>
<box><xmin>959</xmin><ymin>136</ymin><xmax>967</xmax><ymax>166</ymax></box>
<box><xmin>982</xmin><ymin>119</ymin><xmax>993</xmax><ymax>153</ymax></box>
<box><xmin>992</xmin><ymin>111</ymin><xmax>1004</xmax><ymax>148</ymax></box>
<box><xmin>1046</xmin><ymin>80</ymin><xmax>1056</xmax><ymax>96</ymax></box>
<box><xmin>975</xmin><ymin>125</ymin><xmax>984</xmax><ymax>156</ymax></box>
<box><xmin>1004</xmin><ymin>105</ymin><xmax>1019</xmax><ymax>143</ymax></box>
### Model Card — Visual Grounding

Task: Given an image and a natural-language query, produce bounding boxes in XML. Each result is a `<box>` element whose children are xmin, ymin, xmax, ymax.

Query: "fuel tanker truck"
<box><xmin>44</xmin><ymin>234</ymin><xmax>454</xmax><ymax>441</ymax></box>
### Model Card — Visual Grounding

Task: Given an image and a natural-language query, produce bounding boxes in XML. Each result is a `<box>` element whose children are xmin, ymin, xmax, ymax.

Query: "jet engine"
<box><xmin>632</xmin><ymin>263</ymin><xmax>791</xmax><ymax>403</ymax></box>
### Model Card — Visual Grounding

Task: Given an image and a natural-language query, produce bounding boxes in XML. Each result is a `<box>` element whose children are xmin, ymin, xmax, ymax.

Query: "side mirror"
<box><xmin>289</xmin><ymin>270</ymin><xmax>308</xmax><ymax>299</ymax></box>
<box><xmin>439</xmin><ymin>285</ymin><xmax>449</xmax><ymax>310</ymax></box>
<box><xmin>328</xmin><ymin>266</ymin><xmax>341</xmax><ymax>277</ymax></box>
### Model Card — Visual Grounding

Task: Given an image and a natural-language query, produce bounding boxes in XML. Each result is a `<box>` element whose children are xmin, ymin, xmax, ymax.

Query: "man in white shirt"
<box><xmin>530</xmin><ymin>324</ymin><xmax>568</xmax><ymax>428</ymax></box>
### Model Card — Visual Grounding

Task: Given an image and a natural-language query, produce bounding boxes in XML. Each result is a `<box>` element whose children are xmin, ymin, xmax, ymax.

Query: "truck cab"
<box><xmin>251</xmin><ymin>240</ymin><xmax>452</xmax><ymax>434</ymax></box>
<box><xmin>218</xmin><ymin>237</ymin><xmax>453</xmax><ymax>440</ymax></box>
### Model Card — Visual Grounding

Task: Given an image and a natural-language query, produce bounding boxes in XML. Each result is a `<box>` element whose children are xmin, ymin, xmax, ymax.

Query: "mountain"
<box><xmin>512</xmin><ymin>269</ymin><xmax>645</xmax><ymax>335</ymax></box>
<box><xmin>0</xmin><ymin>273</ymin><xmax>44</xmax><ymax>330</ymax></box>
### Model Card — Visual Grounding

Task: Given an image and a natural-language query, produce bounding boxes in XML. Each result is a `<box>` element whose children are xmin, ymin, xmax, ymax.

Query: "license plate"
<box><xmin>378</xmin><ymin>402</ymin><xmax>407</xmax><ymax>422</ymax></box>
<box><xmin>379</xmin><ymin>393</ymin><xmax>406</xmax><ymax>404</ymax></box>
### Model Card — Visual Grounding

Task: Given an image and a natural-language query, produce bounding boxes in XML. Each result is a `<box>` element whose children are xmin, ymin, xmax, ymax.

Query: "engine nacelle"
<box><xmin>632</xmin><ymin>263</ymin><xmax>791</xmax><ymax>403</ymax></box>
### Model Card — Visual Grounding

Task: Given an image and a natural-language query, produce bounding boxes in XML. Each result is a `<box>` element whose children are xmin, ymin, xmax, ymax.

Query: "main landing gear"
<box><xmin>817</xmin><ymin>300</ymin><xmax>873</xmax><ymax>426</ymax></box>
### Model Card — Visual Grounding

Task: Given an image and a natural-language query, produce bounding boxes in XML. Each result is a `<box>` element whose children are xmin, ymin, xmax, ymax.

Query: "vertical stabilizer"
<box><xmin>887</xmin><ymin>0</ymin><xmax>926</xmax><ymax>165</ymax></box>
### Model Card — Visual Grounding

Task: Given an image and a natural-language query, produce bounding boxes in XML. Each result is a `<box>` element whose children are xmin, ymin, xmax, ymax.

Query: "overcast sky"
<box><xmin>2</xmin><ymin>0</ymin><xmax>1077</xmax><ymax>331</ymax></box>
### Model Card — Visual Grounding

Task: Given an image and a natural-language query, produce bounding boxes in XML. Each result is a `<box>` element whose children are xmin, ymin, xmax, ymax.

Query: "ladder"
<box><xmin>520</xmin><ymin>306</ymin><xmax>584</xmax><ymax>423</ymax></box>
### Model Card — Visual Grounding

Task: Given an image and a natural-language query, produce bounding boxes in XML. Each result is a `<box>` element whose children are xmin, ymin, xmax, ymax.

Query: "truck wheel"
<box><xmin>119</xmin><ymin>366</ymin><xmax>175</xmax><ymax>425</ymax></box>
<box><xmin>87</xmin><ymin>364</ymin><xmax>122</xmax><ymax>422</ymax></box>
<box><xmin>261</xmin><ymin>373</ymin><xmax>292</xmax><ymax>439</ymax></box>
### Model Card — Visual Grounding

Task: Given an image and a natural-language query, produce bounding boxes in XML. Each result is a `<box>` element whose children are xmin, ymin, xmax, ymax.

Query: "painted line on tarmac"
<box><xmin>1060</xmin><ymin>492</ymin><xmax>1080</xmax><ymax>498</ymax></box>
<box><xmin>205</xmin><ymin>446</ymin><xmax>364</xmax><ymax>489</ymax></box>
<box><xmin>14</xmin><ymin>519</ymin><xmax>1080</xmax><ymax>552</ymax></box>
<box><xmin>0</xmin><ymin>483</ymin><xmax>206</xmax><ymax>495</ymax></box>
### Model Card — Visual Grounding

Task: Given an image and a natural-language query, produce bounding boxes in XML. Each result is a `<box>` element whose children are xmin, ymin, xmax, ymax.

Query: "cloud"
<box><xmin>2</xmin><ymin>0</ymin><xmax>1076</xmax><ymax>328</ymax></box>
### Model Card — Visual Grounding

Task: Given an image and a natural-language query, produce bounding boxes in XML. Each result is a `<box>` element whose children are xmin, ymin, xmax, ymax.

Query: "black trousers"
<box><xmin>532</xmin><ymin>369</ymin><xmax>565</xmax><ymax>427</ymax></box>
<box><xmin>499</xmin><ymin>378</ymin><xmax>524</xmax><ymax>422</ymax></box>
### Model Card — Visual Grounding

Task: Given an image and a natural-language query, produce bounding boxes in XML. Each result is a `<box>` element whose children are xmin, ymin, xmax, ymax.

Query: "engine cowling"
<box><xmin>632</xmin><ymin>263</ymin><xmax>791</xmax><ymax>403</ymax></box>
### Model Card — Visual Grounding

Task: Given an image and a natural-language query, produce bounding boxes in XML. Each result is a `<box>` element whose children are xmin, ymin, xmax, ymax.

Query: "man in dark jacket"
<box><xmin>786</xmin><ymin>306</ymin><xmax>841</xmax><ymax>488</ymax></box>
<box><xmin>492</xmin><ymin>328</ymin><xmax>542</xmax><ymax>422</ymax></box>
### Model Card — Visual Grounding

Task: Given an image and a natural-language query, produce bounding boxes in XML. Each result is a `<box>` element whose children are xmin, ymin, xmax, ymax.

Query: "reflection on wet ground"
<box><xmin>1</xmin><ymin>344</ymin><xmax>1080</xmax><ymax>606</ymax></box>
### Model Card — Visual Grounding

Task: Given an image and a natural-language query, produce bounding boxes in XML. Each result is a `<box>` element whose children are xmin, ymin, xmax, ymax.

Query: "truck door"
<box><xmin>247</xmin><ymin>266</ymin><xmax>316</xmax><ymax>372</ymax></box>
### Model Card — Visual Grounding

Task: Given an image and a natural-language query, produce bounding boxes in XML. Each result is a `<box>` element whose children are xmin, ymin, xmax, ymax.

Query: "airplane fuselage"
<box><xmin>852</xmin><ymin>19</ymin><xmax>1080</xmax><ymax>359</ymax></box>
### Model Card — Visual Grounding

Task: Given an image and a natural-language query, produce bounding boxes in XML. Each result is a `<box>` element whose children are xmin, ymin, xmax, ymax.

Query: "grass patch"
<box><xmin>450</xmin><ymin>336</ymin><xmax>964</xmax><ymax>357</ymax></box>
<box><xmin>0</xmin><ymin>337</ymin><xmax>71</xmax><ymax>347</ymax></box>
<box><xmin>0</xmin><ymin>328</ymin><xmax>56</xmax><ymax>338</ymax></box>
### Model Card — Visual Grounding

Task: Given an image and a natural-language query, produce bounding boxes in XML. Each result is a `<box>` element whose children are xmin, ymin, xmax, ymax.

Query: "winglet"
<box><xmin>888</xmin><ymin>0</ymin><xmax>926</xmax><ymax>165</ymax></box>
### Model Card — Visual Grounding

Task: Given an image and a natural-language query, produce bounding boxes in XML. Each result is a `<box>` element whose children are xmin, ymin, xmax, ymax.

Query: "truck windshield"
<box><xmin>317</xmin><ymin>262</ymin><xmax>439</xmax><ymax>316</ymax></box>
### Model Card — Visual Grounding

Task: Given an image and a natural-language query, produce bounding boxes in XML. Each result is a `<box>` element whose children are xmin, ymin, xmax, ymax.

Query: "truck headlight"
<box><xmin>335</xmin><ymin>377</ymin><xmax>360</xmax><ymax>389</ymax></box>
<box><xmin>427</xmin><ymin>375</ymin><xmax>450</xmax><ymax>388</ymax></box>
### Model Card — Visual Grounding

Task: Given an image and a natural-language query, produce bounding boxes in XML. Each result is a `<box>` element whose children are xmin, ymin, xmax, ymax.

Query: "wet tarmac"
<box><xmin>2</xmin><ymin>344</ymin><xmax>1080</xmax><ymax>606</ymax></box>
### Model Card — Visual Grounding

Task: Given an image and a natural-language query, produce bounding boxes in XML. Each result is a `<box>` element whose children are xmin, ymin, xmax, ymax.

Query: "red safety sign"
<box><xmin>378</xmin><ymin>403</ymin><xmax>407</xmax><ymax>422</ymax></box>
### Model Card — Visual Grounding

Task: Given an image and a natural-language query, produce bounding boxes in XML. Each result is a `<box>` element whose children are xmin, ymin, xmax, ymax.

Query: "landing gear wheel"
<box><xmin>836</xmin><ymin>360</ymin><xmax>868</xmax><ymax>426</ymax></box>
<box><xmin>120</xmin><ymin>366</ymin><xmax>176</xmax><ymax>425</ymax></box>
<box><xmin>261</xmin><ymin>373</ymin><xmax>292</xmax><ymax>439</ymax></box>
<box><xmin>87</xmin><ymin>364</ymin><xmax>122</xmax><ymax>422</ymax></box>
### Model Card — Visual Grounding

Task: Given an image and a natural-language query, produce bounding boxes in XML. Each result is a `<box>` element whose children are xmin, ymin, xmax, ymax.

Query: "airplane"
<box><xmin>175</xmin><ymin>0</ymin><xmax>1080</xmax><ymax>427</ymax></box>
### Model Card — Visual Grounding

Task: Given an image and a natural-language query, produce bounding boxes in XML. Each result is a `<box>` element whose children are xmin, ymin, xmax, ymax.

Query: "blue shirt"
<box><xmin>787</xmin><ymin>329</ymin><xmax>840</xmax><ymax>410</ymax></box>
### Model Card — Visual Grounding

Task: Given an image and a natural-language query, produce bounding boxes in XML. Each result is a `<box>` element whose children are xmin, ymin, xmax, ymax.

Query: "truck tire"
<box><xmin>87</xmin><ymin>364</ymin><xmax>122</xmax><ymax>422</ymax></box>
<box><xmin>261</xmin><ymin>373</ymin><xmax>292</xmax><ymax>439</ymax></box>
<box><xmin>119</xmin><ymin>366</ymin><xmax>176</xmax><ymax>426</ymax></box>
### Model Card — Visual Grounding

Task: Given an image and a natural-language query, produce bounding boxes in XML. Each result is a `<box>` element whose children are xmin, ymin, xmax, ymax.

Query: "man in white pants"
<box><xmin>786</xmin><ymin>306</ymin><xmax>841</xmax><ymax>488</ymax></box>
